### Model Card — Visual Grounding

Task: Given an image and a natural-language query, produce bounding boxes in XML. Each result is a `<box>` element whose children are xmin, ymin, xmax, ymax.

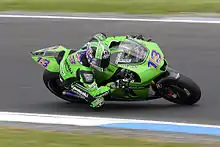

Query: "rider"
<box><xmin>59</xmin><ymin>33</ymin><xmax>147</xmax><ymax>108</ymax></box>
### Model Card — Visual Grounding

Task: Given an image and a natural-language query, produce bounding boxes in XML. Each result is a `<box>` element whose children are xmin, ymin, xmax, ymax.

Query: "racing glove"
<box><xmin>126</xmin><ymin>34</ymin><xmax>155</xmax><ymax>42</ymax></box>
<box><xmin>127</xmin><ymin>34</ymin><xmax>145</xmax><ymax>40</ymax></box>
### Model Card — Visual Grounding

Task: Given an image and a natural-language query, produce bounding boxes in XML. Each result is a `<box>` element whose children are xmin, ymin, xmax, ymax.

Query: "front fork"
<box><xmin>151</xmin><ymin>67</ymin><xmax>181</xmax><ymax>97</ymax></box>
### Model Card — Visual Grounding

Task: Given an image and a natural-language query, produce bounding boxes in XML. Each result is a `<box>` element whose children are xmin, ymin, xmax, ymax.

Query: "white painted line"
<box><xmin>0</xmin><ymin>14</ymin><xmax>220</xmax><ymax>24</ymax></box>
<box><xmin>1</xmin><ymin>111</ymin><xmax>220</xmax><ymax>129</ymax></box>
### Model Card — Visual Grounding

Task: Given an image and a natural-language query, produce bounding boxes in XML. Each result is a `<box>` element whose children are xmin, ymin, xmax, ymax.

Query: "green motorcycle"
<box><xmin>30</xmin><ymin>38</ymin><xmax>201</xmax><ymax>105</ymax></box>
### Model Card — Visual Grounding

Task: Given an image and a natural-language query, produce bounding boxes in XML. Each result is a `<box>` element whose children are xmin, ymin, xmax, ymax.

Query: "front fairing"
<box><xmin>95</xmin><ymin>39</ymin><xmax>168</xmax><ymax>85</ymax></box>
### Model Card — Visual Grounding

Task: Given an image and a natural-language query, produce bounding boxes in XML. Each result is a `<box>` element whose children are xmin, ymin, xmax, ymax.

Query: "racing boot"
<box><xmin>90</xmin><ymin>97</ymin><xmax>105</xmax><ymax>108</ymax></box>
<box><xmin>63</xmin><ymin>85</ymin><xmax>105</xmax><ymax>109</ymax></box>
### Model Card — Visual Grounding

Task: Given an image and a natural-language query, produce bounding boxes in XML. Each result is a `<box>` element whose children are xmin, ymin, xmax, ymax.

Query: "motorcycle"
<box><xmin>30</xmin><ymin>38</ymin><xmax>201</xmax><ymax>106</ymax></box>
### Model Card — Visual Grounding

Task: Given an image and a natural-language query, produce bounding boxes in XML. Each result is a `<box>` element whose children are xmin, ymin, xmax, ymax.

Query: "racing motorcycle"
<box><xmin>30</xmin><ymin>38</ymin><xmax>201</xmax><ymax>106</ymax></box>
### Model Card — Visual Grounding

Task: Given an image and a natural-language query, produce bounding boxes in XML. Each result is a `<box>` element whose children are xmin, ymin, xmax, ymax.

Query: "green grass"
<box><xmin>0</xmin><ymin>0</ymin><xmax>220</xmax><ymax>14</ymax></box>
<box><xmin>0</xmin><ymin>126</ymin><xmax>205</xmax><ymax>147</ymax></box>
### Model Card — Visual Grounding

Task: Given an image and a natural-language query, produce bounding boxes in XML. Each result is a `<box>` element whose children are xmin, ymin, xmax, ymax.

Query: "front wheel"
<box><xmin>160</xmin><ymin>75</ymin><xmax>201</xmax><ymax>105</ymax></box>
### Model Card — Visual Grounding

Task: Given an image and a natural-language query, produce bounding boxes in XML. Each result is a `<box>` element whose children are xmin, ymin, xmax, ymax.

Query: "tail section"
<box><xmin>30</xmin><ymin>45</ymin><xmax>71</xmax><ymax>72</ymax></box>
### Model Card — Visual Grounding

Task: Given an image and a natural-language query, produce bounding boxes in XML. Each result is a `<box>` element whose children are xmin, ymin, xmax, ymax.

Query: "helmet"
<box><xmin>86</xmin><ymin>41</ymin><xmax>110</xmax><ymax>72</ymax></box>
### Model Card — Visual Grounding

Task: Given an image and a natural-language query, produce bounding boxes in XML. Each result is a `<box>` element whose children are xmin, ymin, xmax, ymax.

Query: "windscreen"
<box><xmin>113</xmin><ymin>39</ymin><xmax>148</xmax><ymax>64</ymax></box>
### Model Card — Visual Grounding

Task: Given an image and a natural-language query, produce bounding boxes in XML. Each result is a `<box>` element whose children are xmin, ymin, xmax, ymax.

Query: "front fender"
<box><xmin>155</xmin><ymin>67</ymin><xmax>180</xmax><ymax>86</ymax></box>
<box><xmin>166</xmin><ymin>67</ymin><xmax>180</xmax><ymax>80</ymax></box>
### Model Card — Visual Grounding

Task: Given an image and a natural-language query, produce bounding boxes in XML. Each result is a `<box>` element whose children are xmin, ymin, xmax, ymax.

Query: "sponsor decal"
<box><xmin>128</xmin><ymin>83</ymin><xmax>149</xmax><ymax>90</ymax></box>
<box><xmin>83</xmin><ymin>73</ymin><xmax>94</xmax><ymax>83</ymax></box>
<box><xmin>86</xmin><ymin>48</ymin><xmax>91</xmax><ymax>54</ymax></box>
<box><xmin>119</xmin><ymin>59</ymin><xmax>132</xmax><ymax>63</ymax></box>
<box><xmin>69</xmin><ymin>55</ymin><xmax>76</xmax><ymax>64</ymax></box>
<box><xmin>120</xmin><ymin>64</ymin><xmax>137</xmax><ymax>68</ymax></box>
<box><xmin>76</xmin><ymin>51</ymin><xmax>85</xmax><ymax>63</ymax></box>
<box><xmin>86</xmin><ymin>49</ymin><xmax>93</xmax><ymax>61</ymax></box>
<box><xmin>76</xmin><ymin>53</ymin><xmax>81</xmax><ymax>61</ymax></box>
<box><xmin>129</xmin><ymin>86</ymin><xmax>147</xmax><ymax>90</ymax></box>
<box><xmin>72</xmin><ymin>86</ymin><xmax>88</xmax><ymax>98</ymax></box>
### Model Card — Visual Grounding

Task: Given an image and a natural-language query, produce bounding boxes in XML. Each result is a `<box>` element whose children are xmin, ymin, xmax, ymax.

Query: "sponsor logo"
<box><xmin>76</xmin><ymin>51</ymin><xmax>85</xmax><ymax>64</ymax></box>
<box><xmin>86</xmin><ymin>49</ymin><xmax>93</xmax><ymax>61</ymax></box>
<box><xmin>120</xmin><ymin>64</ymin><xmax>137</xmax><ymax>68</ymax></box>
<box><xmin>119</xmin><ymin>59</ymin><xmax>132</xmax><ymax>63</ymax></box>
<box><xmin>83</xmin><ymin>73</ymin><xmax>94</xmax><ymax>82</ymax></box>
<box><xmin>129</xmin><ymin>86</ymin><xmax>147</xmax><ymax>90</ymax></box>
<box><xmin>72</xmin><ymin>86</ymin><xmax>88</xmax><ymax>98</ymax></box>
<box><xmin>86</xmin><ymin>48</ymin><xmax>91</xmax><ymax>55</ymax></box>
<box><xmin>76</xmin><ymin>53</ymin><xmax>81</xmax><ymax>61</ymax></box>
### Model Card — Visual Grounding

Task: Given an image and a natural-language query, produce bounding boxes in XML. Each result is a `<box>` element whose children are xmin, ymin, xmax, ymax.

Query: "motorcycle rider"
<box><xmin>59</xmin><ymin>33</ymin><xmax>147</xmax><ymax>108</ymax></box>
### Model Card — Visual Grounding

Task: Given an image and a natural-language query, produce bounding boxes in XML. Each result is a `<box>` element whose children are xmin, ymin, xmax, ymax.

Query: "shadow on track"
<box><xmin>30</xmin><ymin>99</ymin><xmax>199</xmax><ymax>115</ymax></box>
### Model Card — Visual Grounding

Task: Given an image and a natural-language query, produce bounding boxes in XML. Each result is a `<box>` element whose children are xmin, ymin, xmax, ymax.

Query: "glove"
<box><xmin>126</xmin><ymin>34</ymin><xmax>145</xmax><ymax>40</ymax></box>
<box><xmin>146</xmin><ymin>38</ymin><xmax>157</xmax><ymax>43</ymax></box>
<box><xmin>135</xmin><ymin>34</ymin><xmax>145</xmax><ymax>40</ymax></box>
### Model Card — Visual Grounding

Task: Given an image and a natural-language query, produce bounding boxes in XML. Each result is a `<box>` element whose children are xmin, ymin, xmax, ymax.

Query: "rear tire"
<box><xmin>161</xmin><ymin>75</ymin><xmax>201</xmax><ymax>105</ymax></box>
<box><xmin>43</xmin><ymin>70</ymin><xmax>83</xmax><ymax>103</ymax></box>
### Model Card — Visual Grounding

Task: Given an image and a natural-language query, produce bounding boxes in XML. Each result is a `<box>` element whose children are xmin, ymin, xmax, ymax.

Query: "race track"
<box><xmin>0</xmin><ymin>14</ymin><xmax>220</xmax><ymax>125</ymax></box>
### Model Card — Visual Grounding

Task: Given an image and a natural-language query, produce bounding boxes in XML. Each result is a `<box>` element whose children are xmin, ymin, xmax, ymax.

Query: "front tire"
<box><xmin>43</xmin><ymin>70</ymin><xmax>83</xmax><ymax>103</ymax></box>
<box><xmin>161</xmin><ymin>75</ymin><xmax>201</xmax><ymax>105</ymax></box>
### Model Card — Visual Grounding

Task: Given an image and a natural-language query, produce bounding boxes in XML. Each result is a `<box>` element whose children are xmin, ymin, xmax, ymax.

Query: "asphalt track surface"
<box><xmin>0</xmin><ymin>14</ymin><xmax>220</xmax><ymax>125</ymax></box>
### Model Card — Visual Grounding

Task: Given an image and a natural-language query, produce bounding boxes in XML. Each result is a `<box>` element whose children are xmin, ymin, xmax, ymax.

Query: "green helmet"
<box><xmin>86</xmin><ymin>41</ymin><xmax>111</xmax><ymax>72</ymax></box>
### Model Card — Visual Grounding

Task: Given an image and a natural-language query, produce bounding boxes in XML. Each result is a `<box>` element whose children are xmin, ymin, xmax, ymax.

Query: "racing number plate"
<box><xmin>37</xmin><ymin>57</ymin><xmax>50</xmax><ymax>68</ymax></box>
<box><xmin>147</xmin><ymin>50</ymin><xmax>162</xmax><ymax>69</ymax></box>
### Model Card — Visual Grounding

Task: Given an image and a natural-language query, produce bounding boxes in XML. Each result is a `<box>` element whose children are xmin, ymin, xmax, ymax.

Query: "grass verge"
<box><xmin>0</xmin><ymin>0</ymin><xmax>220</xmax><ymax>14</ymax></box>
<box><xmin>0</xmin><ymin>126</ymin><xmax>205</xmax><ymax>147</ymax></box>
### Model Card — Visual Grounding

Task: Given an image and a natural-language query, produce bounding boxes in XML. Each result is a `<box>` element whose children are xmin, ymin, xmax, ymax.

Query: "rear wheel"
<box><xmin>160</xmin><ymin>75</ymin><xmax>201</xmax><ymax>105</ymax></box>
<box><xmin>43</xmin><ymin>70</ymin><xmax>83</xmax><ymax>103</ymax></box>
